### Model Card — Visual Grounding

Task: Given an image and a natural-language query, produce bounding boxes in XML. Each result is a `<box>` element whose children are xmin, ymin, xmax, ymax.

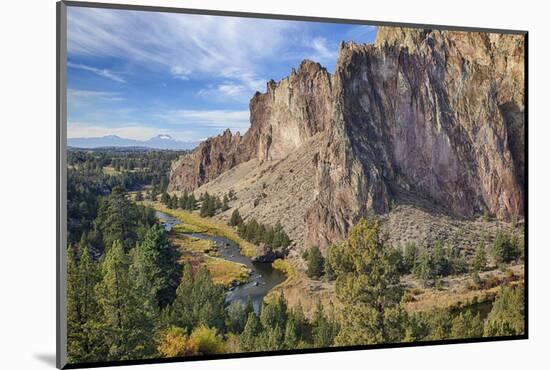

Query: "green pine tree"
<box><xmin>306</xmin><ymin>246</ymin><xmax>325</xmax><ymax>279</ymax></box>
<box><xmin>327</xmin><ymin>219</ymin><xmax>404</xmax><ymax>345</ymax></box>
<box><xmin>240</xmin><ymin>313</ymin><xmax>262</xmax><ymax>352</ymax></box>
<box><xmin>95</xmin><ymin>240</ymin><xmax>134</xmax><ymax>360</ymax></box>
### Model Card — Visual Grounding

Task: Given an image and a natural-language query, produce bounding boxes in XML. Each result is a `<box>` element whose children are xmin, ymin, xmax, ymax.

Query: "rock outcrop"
<box><xmin>169</xmin><ymin>27</ymin><xmax>525</xmax><ymax>248</ymax></box>
<box><xmin>168</xmin><ymin>129</ymin><xmax>247</xmax><ymax>192</ymax></box>
<box><xmin>251</xmin><ymin>243</ymin><xmax>287</xmax><ymax>263</ymax></box>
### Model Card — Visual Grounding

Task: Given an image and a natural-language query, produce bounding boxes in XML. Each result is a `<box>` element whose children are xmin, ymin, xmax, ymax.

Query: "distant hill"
<box><xmin>68</xmin><ymin>134</ymin><xmax>198</xmax><ymax>150</ymax></box>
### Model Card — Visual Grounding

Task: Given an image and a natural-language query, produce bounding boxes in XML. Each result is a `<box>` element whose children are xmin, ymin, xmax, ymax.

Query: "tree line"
<box><xmin>67</xmin><ymin>150</ymin><xmax>179</xmax><ymax>244</ymax></box>
<box><xmin>229</xmin><ymin>209</ymin><xmax>292</xmax><ymax>249</ymax></box>
<box><xmin>303</xmin><ymin>227</ymin><xmax>524</xmax><ymax>289</ymax></box>
<box><xmin>303</xmin><ymin>219</ymin><xmax>524</xmax><ymax>345</ymax></box>
<box><xmin>68</xmin><ymin>203</ymin><xmax>524</xmax><ymax>363</ymax></box>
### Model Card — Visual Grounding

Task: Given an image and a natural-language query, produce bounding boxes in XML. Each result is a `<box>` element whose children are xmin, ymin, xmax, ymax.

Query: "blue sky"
<box><xmin>67</xmin><ymin>7</ymin><xmax>378</xmax><ymax>142</ymax></box>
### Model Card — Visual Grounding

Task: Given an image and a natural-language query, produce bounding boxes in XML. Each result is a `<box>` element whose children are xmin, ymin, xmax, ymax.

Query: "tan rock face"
<box><xmin>169</xmin><ymin>27</ymin><xmax>525</xmax><ymax>248</ymax></box>
<box><xmin>248</xmin><ymin>60</ymin><xmax>333</xmax><ymax>162</ymax></box>
<box><xmin>168</xmin><ymin>129</ymin><xmax>248</xmax><ymax>192</ymax></box>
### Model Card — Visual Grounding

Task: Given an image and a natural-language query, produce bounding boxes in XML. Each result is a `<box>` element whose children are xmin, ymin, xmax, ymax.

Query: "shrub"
<box><xmin>156</xmin><ymin>326</ymin><xmax>198</xmax><ymax>357</ymax></box>
<box><xmin>491</xmin><ymin>232</ymin><xmax>519</xmax><ymax>265</ymax></box>
<box><xmin>484</xmin><ymin>286</ymin><xmax>525</xmax><ymax>336</ymax></box>
<box><xmin>472</xmin><ymin>242</ymin><xmax>487</xmax><ymax>272</ymax></box>
<box><xmin>229</xmin><ymin>209</ymin><xmax>243</xmax><ymax>227</ymax></box>
<box><xmin>189</xmin><ymin>326</ymin><xmax>225</xmax><ymax>355</ymax></box>
<box><xmin>413</xmin><ymin>247</ymin><xmax>433</xmax><ymax>284</ymax></box>
<box><xmin>403</xmin><ymin>242</ymin><xmax>418</xmax><ymax>274</ymax></box>
<box><xmin>306</xmin><ymin>246</ymin><xmax>325</xmax><ymax>279</ymax></box>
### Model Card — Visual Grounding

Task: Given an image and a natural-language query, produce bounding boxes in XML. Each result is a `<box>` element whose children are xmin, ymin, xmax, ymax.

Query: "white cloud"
<box><xmin>67</xmin><ymin>8</ymin><xmax>295</xmax><ymax>95</ymax></box>
<box><xmin>67</xmin><ymin>62</ymin><xmax>126</xmax><ymax>83</ymax></box>
<box><xmin>309</xmin><ymin>37</ymin><xmax>338</xmax><ymax>62</ymax></box>
<box><xmin>68</xmin><ymin>89</ymin><xmax>124</xmax><ymax>101</ymax></box>
<box><xmin>159</xmin><ymin>109</ymin><xmax>250</xmax><ymax>133</ymax></box>
<box><xmin>344</xmin><ymin>25</ymin><xmax>378</xmax><ymax>42</ymax></box>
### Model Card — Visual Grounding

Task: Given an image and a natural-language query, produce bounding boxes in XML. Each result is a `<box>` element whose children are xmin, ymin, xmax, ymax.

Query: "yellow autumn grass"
<box><xmin>203</xmin><ymin>256</ymin><xmax>250</xmax><ymax>286</ymax></box>
<box><xmin>263</xmin><ymin>258</ymin><xmax>296</xmax><ymax>305</ymax></box>
<box><xmin>143</xmin><ymin>201</ymin><xmax>257</xmax><ymax>257</ymax></box>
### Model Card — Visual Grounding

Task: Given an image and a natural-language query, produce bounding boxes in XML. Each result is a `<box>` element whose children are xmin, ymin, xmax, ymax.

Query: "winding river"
<box><xmin>156</xmin><ymin>211</ymin><xmax>285</xmax><ymax>312</ymax></box>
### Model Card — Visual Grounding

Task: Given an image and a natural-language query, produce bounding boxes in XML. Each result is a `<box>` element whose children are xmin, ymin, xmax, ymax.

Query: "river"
<box><xmin>155</xmin><ymin>211</ymin><xmax>285</xmax><ymax>312</ymax></box>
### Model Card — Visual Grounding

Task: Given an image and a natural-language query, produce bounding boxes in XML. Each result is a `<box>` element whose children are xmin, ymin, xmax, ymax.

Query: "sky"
<box><xmin>67</xmin><ymin>6</ymin><xmax>378</xmax><ymax>143</ymax></box>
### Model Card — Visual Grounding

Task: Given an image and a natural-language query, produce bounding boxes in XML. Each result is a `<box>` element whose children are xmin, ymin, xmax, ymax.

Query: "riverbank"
<box><xmin>142</xmin><ymin>201</ymin><xmax>289</xmax><ymax>309</ymax></box>
<box><xmin>142</xmin><ymin>200</ymin><xmax>258</xmax><ymax>257</ymax></box>
<box><xmin>170</xmin><ymin>232</ymin><xmax>251</xmax><ymax>287</ymax></box>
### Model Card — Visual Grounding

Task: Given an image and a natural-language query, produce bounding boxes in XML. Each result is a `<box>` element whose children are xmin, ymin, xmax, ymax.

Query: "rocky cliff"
<box><xmin>169</xmin><ymin>129</ymin><xmax>246</xmax><ymax>192</ymax></box>
<box><xmin>169</xmin><ymin>27</ymin><xmax>525</xmax><ymax>248</ymax></box>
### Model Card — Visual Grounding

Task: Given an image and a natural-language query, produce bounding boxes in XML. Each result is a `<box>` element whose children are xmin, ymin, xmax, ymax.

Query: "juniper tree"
<box><xmin>472</xmin><ymin>242</ymin><xmax>487</xmax><ymax>272</ymax></box>
<box><xmin>229</xmin><ymin>209</ymin><xmax>243</xmax><ymax>227</ymax></box>
<box><xmin>484</xmin><ymin>286</ymin><xmax>524</xmax><ymax>336</ymax></box>
<box><xmin>306</xmin><ymin>246</ymin><xmax>325</xmax><ymax>279</ymax></box>
<box><xmin>327</xmin><ymin>219</ymin><xmax>405</xmax><ymax>345</ymax></box>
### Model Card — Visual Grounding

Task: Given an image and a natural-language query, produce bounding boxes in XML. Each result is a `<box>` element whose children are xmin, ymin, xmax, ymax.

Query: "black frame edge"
<box><xmin>62</xmin><ymin>335</ymin><xmax>528</xmax><ymax>369</ymax></box>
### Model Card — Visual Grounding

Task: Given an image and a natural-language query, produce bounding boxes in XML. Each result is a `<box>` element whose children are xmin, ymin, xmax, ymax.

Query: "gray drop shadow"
<box><xmin>34</xmin><ymin>353</ymin><xmax>56</xmax><ymax>367</ymax></box>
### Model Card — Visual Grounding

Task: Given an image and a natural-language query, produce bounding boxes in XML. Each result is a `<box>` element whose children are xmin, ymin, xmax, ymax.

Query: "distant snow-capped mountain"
<box><xmin>68</xmin><ymin>134</ymin><xmax>198</xmax><ymax>150</ymax></box>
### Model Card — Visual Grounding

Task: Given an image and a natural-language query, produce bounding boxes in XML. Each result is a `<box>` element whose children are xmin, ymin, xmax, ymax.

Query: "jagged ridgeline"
<box><xmin>168</xmin><ymin>27</ymin><xmax>525</xmax><ymax>248</ymax></box>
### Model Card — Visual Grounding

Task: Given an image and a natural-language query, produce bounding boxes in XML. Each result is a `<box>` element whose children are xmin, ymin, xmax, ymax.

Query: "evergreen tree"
<box><xmin>150</xmin><ymin>187</ymin><xmax>158</xmax><ymax>202</ymax></box>
<box><xmin>95</xmin><ymin>240</ymin><xmax>135</xmax><ymax>360</ymax></box>
<box><xmin>491</xmin><ymin>232</ymin><xmax>519</xmax><ymax>265</ymax></box>
<box><xmin>427</xmin><ymin>309</ymin><xmax>452</xmax><ymax>340</ymax></box>
<box><xmin>179</xmin><ymin>191</ymin><xmax>189</xmax><ymax>209</ymax></box>
<box><xmin>240</xmin><ymin>313</ymin><xmax>262</xmax><ymax>352</ymax></box>
<box><xmin>226</xmin><ymin>301</ymin><xmax>248</xmax><ymax>334</ymax></box>
<box><xmin>450</xmin><ymin>310</ymin><xmax>483</xmax><ymax>339</ymax></box>
<box><xmin>71</xmin><ymin>245</ymin><xmax>104</xmax><ymax>360</ymax></box>
<box><xmin>484</xmin><ymin>286</ymin><xmax>524</xmax><ymax>336</ymax></box>
<box><xmin>168</xmin><ymin>265</ymin><xmax>226</xmax><ymax>332</ymax></box>
<box><xmin>167</xmin><ymin>264</ymin><xmax>195</xmax><ymax>331</ymax></box>
<box><xmin>169</xmin><ymin>194</ymin><xmax>178</xmax><ymax>209</ymax></box>
<box><xmin>160</xmin><ymin>192</ymin><xmax>170</xmax><ymax>205</ymax></box>
<box><xmin>472</xmin><ymin>242</ymin><xmax>487</xmax><ymax>272</ymax></box>
<box><xmin>67</xmin><ymin>245</ymin><xmax>102</xmax><ymax>362</ymax></box>
<box><xmin>327</xmin><ymin>219</ymin><xmax>404</xmax><ymax>345</ymax></box>
<box><xmin>144</xmin><ymin>224</ymin><xmax>181</xmax><ymax>308</ymax></box>
<box><xmin>311</xmin><ymin>300</ymin><xmax>338</xmax><ymax>347</ymax></box>
<box><xmin>96</xmin><ymin>187</ymin><xmax>138</xmax><ymax>252</ymax></box>
<box><xmin>403</xmin><ymin>242</ymin><xmax>418</xmax><ymax>273</ymax></box>
<box><xmin>229</xmin><ymin>209</ymin><xmax>243</xmax><ymax>227</ymax></box>
<box><xmin>127</xmin><ymin>239</ymin><xmax>163</xmax><ymax>358</ymax></box>
<box><xmin>306</xmin><ymin>246</ymin><xmax>325</xmax><ymax>279</ymax></box>
<box><xmin>159</xmin><ymin>177</ymin><xmax>168</xmax><ymax>192</ymax></box>
<box><xmin>283</xmin><ymin>317</ymin><xmax>299</xmax><ymax>349</ymax></box>
<box><xmin>260</xmin><ymin>293</ymin><xmax>288</xmax><ymax>331</ymax></box>
<box><xmin>432</xmin><ymin>240</ymin><xmax>450</xmax><ymax>277</ymax></box>
<box><xmin>413</xmin><ymin>246</ymin><xmax>433</xmax><ymax>285</ymax></box>
<box><xmin>200</xmin><ymin>193</ymin><xmax>211</xmax><ymax>217</ymax></box>
<box><xmin>259</xmin><ymin>325</ymin><xmax>284</xmax><ymax>351</ymax></box>
<box><xmin>185</xmin><ymin>194</ymin><xmax>196</xmax><ymax>210</ymax></box>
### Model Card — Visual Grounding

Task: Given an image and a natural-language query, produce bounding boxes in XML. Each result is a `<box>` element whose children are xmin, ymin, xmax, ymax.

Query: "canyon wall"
<box><xmin>169</xmin><ymin>27</ymin><xmax>525</xmax><ymax>247</ymax></box>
